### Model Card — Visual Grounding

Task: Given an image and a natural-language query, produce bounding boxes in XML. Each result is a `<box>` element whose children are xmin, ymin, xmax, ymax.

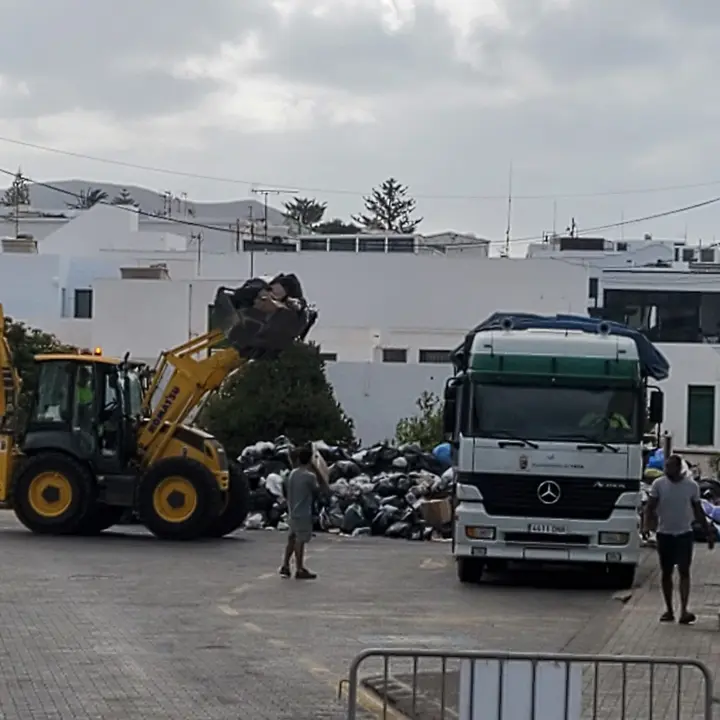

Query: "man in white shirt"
<box><xmin>644</xmin><ymin>454</ymin><xmax>714</xmax><ymax>624</ymax></box>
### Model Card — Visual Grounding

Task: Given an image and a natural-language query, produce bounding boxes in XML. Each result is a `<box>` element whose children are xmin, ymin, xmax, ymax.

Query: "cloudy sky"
<box><xmin>0</xmin><ymin>0</ymin><xmax>719</xmax><ymax>252</ymax></box>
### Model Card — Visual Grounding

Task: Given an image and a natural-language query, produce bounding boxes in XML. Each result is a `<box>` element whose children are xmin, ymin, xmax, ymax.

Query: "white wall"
<box><xmin>85</xmin><ymin>257</ymin><xmax>588</xmax><ymax>361</ymax></box>
<box><xmin>326</xmin><ymin>363</ymin><xmax>447</xmax><ymax>445</ymax></box>
<box><xmin>0</xmin><ymin>253</ymin><xmax>63</xmax><ymax>325</ymax></box>
<box><xmin>656</xmin><ymin>343</ymin><xmax>720</xmax><ymax>450</ymax></box>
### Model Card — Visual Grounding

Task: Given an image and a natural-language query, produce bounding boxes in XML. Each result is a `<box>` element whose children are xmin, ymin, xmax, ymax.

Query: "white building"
<box><xmin>4</xmin><ymin>204</ymin><xmax>720</xmax><ymax>453</ymax></box>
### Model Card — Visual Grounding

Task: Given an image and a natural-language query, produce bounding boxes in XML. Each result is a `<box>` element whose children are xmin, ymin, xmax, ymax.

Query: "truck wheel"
<box><xmin>13</xmin><ymin>453</ymin><xmax>93</xmax><ymax>535</ymax></box>
<box><xmin>607</xmin><ymin>565</ymin><xmax>636</xmax><ymax>589</ymax></box>
<box><xmin>139</xmin><ymin>457</ymin><xmax>222</xmax><ymax>540</ymax></box>
<box><xmin>205</xmin><ymin>463</ymin><xmax>250</xmax><ymax>538</ymax></box>
<box><xmin>457</xmin><ymin>557</ymin><xmax>485</xmax><ymax>584</ymax></box>
<box><xmin>73</xmin><ymin>505</ymin><xmax>126</xmax><ymax>536</ymax></box>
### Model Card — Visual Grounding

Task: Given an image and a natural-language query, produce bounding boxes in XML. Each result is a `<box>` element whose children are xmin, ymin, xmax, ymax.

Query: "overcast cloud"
<box><xmin>0</xmin><ymin>0</ymin><xmax>719</xmax><ymax>251</ymax></box>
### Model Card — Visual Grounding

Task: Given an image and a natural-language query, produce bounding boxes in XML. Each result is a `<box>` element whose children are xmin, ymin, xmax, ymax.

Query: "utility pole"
<box><xmin>191</xmin><ymin>232</ymin><xmax>203</xmax><ymax>275</ymax></box>
<box><xmin>248</xmin><ymin>205</ymin><xmax>255</xmax><ymax>276</ymax></box>
<box><xmin>502</xmin><ymin>163</ymin><xmax>513</xmax><ymax>258</ymax></box>
<box><xmin>251</xmin><ymin>187</ymin><xmax>296</xmax><ymax>242</ymax></box>
<box><xmin>234</xmin><ymin>218</ymin><xmax>241</xmax><ymax>253</ymax></box>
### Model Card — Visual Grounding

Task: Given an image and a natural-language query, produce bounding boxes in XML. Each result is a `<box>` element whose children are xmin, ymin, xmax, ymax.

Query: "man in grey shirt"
<box><xmin>645</xmin><ymin>454</ymin><xmax>714</xmax><ymax>624</ymax></box>
<box><xmin>279</xmin><ymin>444</ymin><xmax>325</xmax><ymax>580</ymax></box>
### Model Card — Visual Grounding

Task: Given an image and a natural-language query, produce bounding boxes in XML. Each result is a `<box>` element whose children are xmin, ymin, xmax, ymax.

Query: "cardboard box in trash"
<box><xmin>311</xmin><ymin>443</ymin><xmax>330</xmax><ymax>485</ymax></box>
<box><xmin>419</xmin><ymin>498</ymin><xmax>453</xmax><ymax>528</ymax></box>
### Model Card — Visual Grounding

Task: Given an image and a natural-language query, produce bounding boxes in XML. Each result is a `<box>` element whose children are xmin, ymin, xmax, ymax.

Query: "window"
<box><xmin>471</xmin><ymin>384</ymin><xmax>639</xmax><ymax>443</ymax></box>
<box><xmin>382</xmin><ymin>348</ymin><xmax>407</xmax><ymax>363</ymax></box>
<box><xmin>418</xmin><ymin>349</ymin><xmax>451</xmax><ymax>364</ymax></box>
<box><xmin>616</xmin><ymin>242</ymin><xmax>628</xmax><ymax>252</ymax></box>
<box><xmin>700</xmin><ymin>248</ymin><xmax>715</xmax><ymax>262</ymax></box>
<box><xmin>31</xmin><ymin>361</ymin><xmax>73</xmax><ymax>423</ymax></box>
<box><xmin>687</xmin><ymin>385</ymin><xmax>715</xmax><ymax>446</ymax></box>
<box><xmin>682</xmin><ymin>248</ymin><xmax>694</xmax><ymax>262</ymax></box>
<box><xmin>588</xmin><ymin>277</ymin><xmax>598</xmax><ymax>299</ymax></box>
<box><xmin>320</xmin><ymin>352</ymin><xmax>337</xmax><ymax>362</ymax></box>
<box><xmin>358</xmin><ymin>237</ymin><xmax>385</xmax><ymax>252</ymax></box>
<box><xmin>74</xmin><ymin>288</ymin><xmax>93</xmax><ymax>319</ymax></box>
<box><xmin>329</xmin><ymin>237</ymin><xmax>356</xmax><ymax>252</ymax></box>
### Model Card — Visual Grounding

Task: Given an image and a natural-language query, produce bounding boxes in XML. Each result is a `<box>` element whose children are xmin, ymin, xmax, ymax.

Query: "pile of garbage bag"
<box><xmin>240</xmin><ymin>436</ymin><xmax>455</xmax><ymax>541</ymax></box>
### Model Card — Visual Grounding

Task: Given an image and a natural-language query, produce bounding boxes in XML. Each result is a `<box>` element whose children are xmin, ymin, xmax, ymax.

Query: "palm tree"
<box><xmin>67</xmin><ymin>187</ymin><xmax>109</xmax><ymax>209</ymax></box>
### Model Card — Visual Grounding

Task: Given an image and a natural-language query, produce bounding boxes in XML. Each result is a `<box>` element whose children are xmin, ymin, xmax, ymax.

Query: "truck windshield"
<box><xmin>471</xmin><ymin>384</ymin><xmax>640</xmax><ymax>444</ymax></box>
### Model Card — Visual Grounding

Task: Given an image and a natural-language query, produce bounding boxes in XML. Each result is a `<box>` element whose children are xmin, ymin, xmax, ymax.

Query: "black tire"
<box><xmin>138</xmin><ymin>457</ymin><xmax>222</xmax><ymax>540</ymax></box>
<box><xmin>12</xmin><ymin>452</ymin><xmax>93</xmax><ymax>535</ymax></box>
<box><xmin>73</xmin><ymin>504</ymin><xmax>126</xmax><ymax>536</ymax></box>
<box><xmin>607</xmin><ymin>564</ymin><xmax>636</xmax><ymax>589</ymax></box>
<box><xmin>456</xmin><ymin>557</ymin><xmax>485</xmax><ymax>584</ymax></box>
<box><xmin>205</xmin><ymin>463</ymin><xmax>250</xmax><ymax>538</ymax></box>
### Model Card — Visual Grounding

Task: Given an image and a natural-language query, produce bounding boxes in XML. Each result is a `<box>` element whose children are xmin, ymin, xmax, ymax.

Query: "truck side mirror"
<box><xmin>649</xmin><ymin>390</ymin><xmax>664</xmax><ymax>424</ymax></box>
<box><xmin>442</xmin><ymin>378</ymin><xmax>459</xmax><ymax>438</ymax></box>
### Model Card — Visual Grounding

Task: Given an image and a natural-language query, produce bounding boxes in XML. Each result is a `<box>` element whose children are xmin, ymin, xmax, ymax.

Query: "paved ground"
<box><xmin>0</xmin><ymin>513</ymin><xmax>647</xmax><ymax>720</ymax></box>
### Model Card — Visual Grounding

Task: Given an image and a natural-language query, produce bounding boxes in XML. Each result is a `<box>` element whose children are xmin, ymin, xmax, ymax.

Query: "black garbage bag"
<box><xmin>371</xmin><ymin>506</ymin><xmax>402</xmax><ymax>535</ymax></box>
<box><xmin>385</xmin><ymin>521</ymin><xmax>413</xmax><ymax>539</ymax></box>
<box><xmin>267</xmin><ymin>499</ymin><xmax>287</xmax><ymax>527</ymax></box>
<box><xmin>396</xmin><ymin>475</ymin><xmax>414</xmax><ymax>494</ymax></box>
<box><xmin>359</xmin><ymin>492</ymin><xmax>380</xmax><ymax>521</ymax></box>
<box><xmin>374</xmin><ymin>476</ymin><xmax>397</xmax><ymax>497</ymax></box>
<box><xmin>341</xmin><ymin>503</ymin><xmax>366</xmax><ymax>534</ymax></box>
<box><xmin>380</xmin><ymin>495</ymin><xmax>405</xmax><ymax>509</ymax></box>
<box><xmin>328</xmin><ymin>460</ymin><xmax>361</xmax><ymax>482</ymax></box>
<box><xmin>212</xmin><ymin>273</ymin><xmax>317</xmax><ymax>358</ymax></box>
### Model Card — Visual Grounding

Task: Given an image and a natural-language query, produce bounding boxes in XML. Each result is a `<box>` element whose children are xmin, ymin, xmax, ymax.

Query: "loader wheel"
<box><xmin>73</xmin><ymin>504</ymin><xmax>126</xmax><ymax>536</ymax></box>
<box><xmin>139</xmin><ymin>457</ymin><xmax>222</xmax><ymax>540</ymax></box>
<box><xmin>205</xmin><ymin>463</ymin><xmax>250</xmax><ymax>538</ymax></box>
<box><xmin>13</xmin><ymin>453</ymin><xmax>92</xmax><ymax>535</ymax></box>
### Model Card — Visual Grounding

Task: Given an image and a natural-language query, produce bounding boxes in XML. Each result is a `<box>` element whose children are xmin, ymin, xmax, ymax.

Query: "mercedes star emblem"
<box><xmin>537</xmin><ymin>480</ymin><xmax>561</xmax><ymax>505</ymax></box>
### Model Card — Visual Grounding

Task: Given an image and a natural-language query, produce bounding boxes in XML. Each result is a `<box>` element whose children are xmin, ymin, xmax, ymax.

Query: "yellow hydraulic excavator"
<box><xmin>0</xmin><ymin>274</ymin><xmax>317</xmax><ymax>540</ymax></box>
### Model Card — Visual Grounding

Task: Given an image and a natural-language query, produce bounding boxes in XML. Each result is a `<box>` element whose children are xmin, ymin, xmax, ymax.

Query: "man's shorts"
<box><xmin>288</xmin><ymin>519</ymin><xmax>312</xmax><ymax>544</ymax></box>
<box><xmin>656</xmin><ymin>531</ymin><xmax>694</xmax><ymax>574</ymax></box>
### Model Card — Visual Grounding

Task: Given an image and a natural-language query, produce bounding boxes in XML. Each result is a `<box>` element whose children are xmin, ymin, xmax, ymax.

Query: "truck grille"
<box><xmin>463</xmin><ymin>473</ymin><xmax>635</xmax><ymax>521</ymax></box>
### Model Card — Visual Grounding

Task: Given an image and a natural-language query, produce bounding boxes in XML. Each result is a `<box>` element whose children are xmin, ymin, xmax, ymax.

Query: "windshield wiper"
<box><xmin>489</xmin><ymin>430</ymin><xmax>539</xmax><ymax>449</ymax></box>
<box><xmin>548</xmin><ymin>433</ymin><xmax>619</xmax><ymax>453</ymax></box>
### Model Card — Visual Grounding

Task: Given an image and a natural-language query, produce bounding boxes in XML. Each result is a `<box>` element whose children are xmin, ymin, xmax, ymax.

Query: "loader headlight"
<box><xmin>466</xmin><ymin>526</ymin><xmax>496</xmax><ymax>540</ymax></box>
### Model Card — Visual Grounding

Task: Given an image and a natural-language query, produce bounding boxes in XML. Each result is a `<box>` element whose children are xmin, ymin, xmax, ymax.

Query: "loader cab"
<box><xmin>23</xmin><ymin>354</ymin><xmax>142</xmax><ymax>473</ymax></box>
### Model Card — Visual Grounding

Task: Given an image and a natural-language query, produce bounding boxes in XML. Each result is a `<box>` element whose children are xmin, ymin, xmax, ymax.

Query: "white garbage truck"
<box><xmin>443</xmin><ymin>313</ymin><xmax>668</xmax><ymax>588</ymax></box>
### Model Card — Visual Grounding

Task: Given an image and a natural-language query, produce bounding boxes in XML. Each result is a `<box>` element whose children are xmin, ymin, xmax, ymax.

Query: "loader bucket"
<box><xmin>212</xmin><ymin>274</ymin><xmax>317</xmax><ymax>358</ymax></box>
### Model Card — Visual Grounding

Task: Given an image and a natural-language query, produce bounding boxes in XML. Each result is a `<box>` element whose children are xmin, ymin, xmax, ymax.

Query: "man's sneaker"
<box><xmin>660</xmin><ymin>610</ymin><xmax>674</xmax><ymax>622</ymax></box>
<box><xmin>279</xmin><ymin>566</ymin><xmax>291</xmax><ymax>578</ymax></box>
<box><xmin>679</xmin><ymin>611</ymin><xmax>697</xmax><ymax>625</ymax></box>
<box><xmin>296</xmin><ymin>568</ymin><xmax>317</xmax><ymax>580</ymax></box>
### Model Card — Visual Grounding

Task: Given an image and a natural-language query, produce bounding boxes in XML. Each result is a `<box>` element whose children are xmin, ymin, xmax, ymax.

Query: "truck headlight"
<box><xmin>599</xmin><ymin>531</ymin><xmax>630</xmax><ymax>545</ymax></box>
<box><xmin>466</xmin><ymin>526</ymin><xmax>496</xmax><ymax>540</ymax></box>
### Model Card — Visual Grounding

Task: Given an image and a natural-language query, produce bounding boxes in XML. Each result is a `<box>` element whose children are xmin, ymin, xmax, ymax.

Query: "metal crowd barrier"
<box><xmin>341</xmin><ymin>649</ymin><xmax>716</xmax><ymax>720</ymax></box>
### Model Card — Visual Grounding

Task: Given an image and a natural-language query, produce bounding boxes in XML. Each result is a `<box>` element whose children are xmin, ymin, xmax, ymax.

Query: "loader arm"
<box><xmin>137</xmin><ymin>330</ymin><xmax>244</xmax><ymax>468</ymax></box>
<box><xmin>136</xmin><ymin>272</ymin><xmax>318</xmax><ymax>470</ymax></box>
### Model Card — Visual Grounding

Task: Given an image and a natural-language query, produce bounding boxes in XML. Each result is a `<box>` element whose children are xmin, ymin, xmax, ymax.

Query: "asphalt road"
<box><xmin>0</xmin><ymin>515</ymin><xmax>645</xmax><ymax>719</ymax></box>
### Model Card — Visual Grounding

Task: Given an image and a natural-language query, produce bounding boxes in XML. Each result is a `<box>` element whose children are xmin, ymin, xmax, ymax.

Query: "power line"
<box><xmin>2</xmin><ymin>167</ymin><xmax>719</xmax><ymax>250</ymax></box>
<box><xmin>4</xmin><ymin>134</ymin><xmax>720</xmax><ymax>201</ymax></box>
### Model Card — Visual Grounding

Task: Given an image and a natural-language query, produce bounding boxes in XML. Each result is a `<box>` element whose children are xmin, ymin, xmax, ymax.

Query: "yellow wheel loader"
<box><xmin>0</xmin><ymin>274</ymin><xmax>317</xmax><ymax>540</ymax></box>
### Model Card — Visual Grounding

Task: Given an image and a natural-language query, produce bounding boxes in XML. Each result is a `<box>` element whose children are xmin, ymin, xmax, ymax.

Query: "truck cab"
<box><xmin>444</xmin><ymin>314</ymin><xmax>668</xmax><ymax>588</ymax></box>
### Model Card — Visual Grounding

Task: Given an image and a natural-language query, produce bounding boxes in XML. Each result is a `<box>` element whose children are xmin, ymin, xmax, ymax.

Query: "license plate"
<box><xmin>528</xmin><ymin>523</ymin><xmax>567</xmax><ymax>534</ymax></box>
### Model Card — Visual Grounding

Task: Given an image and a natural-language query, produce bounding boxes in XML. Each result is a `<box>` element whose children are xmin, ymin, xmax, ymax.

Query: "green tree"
<box><xmin>352</xmin><ymin>177</ymin><xmax>422</xmax><ymax>233</ymax></box>
<box><xmin>111</xmin><ymin>188</ymin><xmax>135</xmax><ymax>205</ymax></box>
<box><xmin>395</xmin><ymin>391</ymin><xmax>444</xmax><ymax>450</ymax></box>
<box><xmin>4</xmin><ymin>315</ymin><xmax>76</xmax><ymax>409</ymax></box>
<box><xmin>202</xmin><ymin>342</ymin><xmax>355</xmax><ymax>456</ymax></box>
<box><xmin>67</xmin><ymin>187</ymin><xmax>109</xmax><ymax>209</ymax></box>
<box><xmin>315</xmin><ymin>218</ymin><xmax>360</xmax><ymax>234</ymax></box>
<box><xmin>2</xmin><ymin>168</ymin><xmax>30</xmax><ymax>207</ymax></box>
<box><xmin>283</xmin><ymin>197</ymin><xmax>328</xmax><ymax>229</ymax></box>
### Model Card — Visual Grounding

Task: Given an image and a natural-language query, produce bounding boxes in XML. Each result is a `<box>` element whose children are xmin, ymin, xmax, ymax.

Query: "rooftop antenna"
<box><xmin>502</xmin><ymin>162</ymin><xmax>513</xmax><ymax>258</ymax></box>
<box><xmin>620</xmin><ymin>210</ymin><xmax>625</xmax><ymax>241</ymax></box>
<box><xmin>551</xmin><ymin>199</ymin><xmax>557</xmax><ymax>238</ymax></box>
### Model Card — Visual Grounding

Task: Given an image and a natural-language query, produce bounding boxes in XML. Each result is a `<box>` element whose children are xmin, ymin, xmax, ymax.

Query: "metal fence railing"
<box><xmin>341</xmin><ymin>649</ymin><xmax>717</xmax><ymax>720</ymax></box>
